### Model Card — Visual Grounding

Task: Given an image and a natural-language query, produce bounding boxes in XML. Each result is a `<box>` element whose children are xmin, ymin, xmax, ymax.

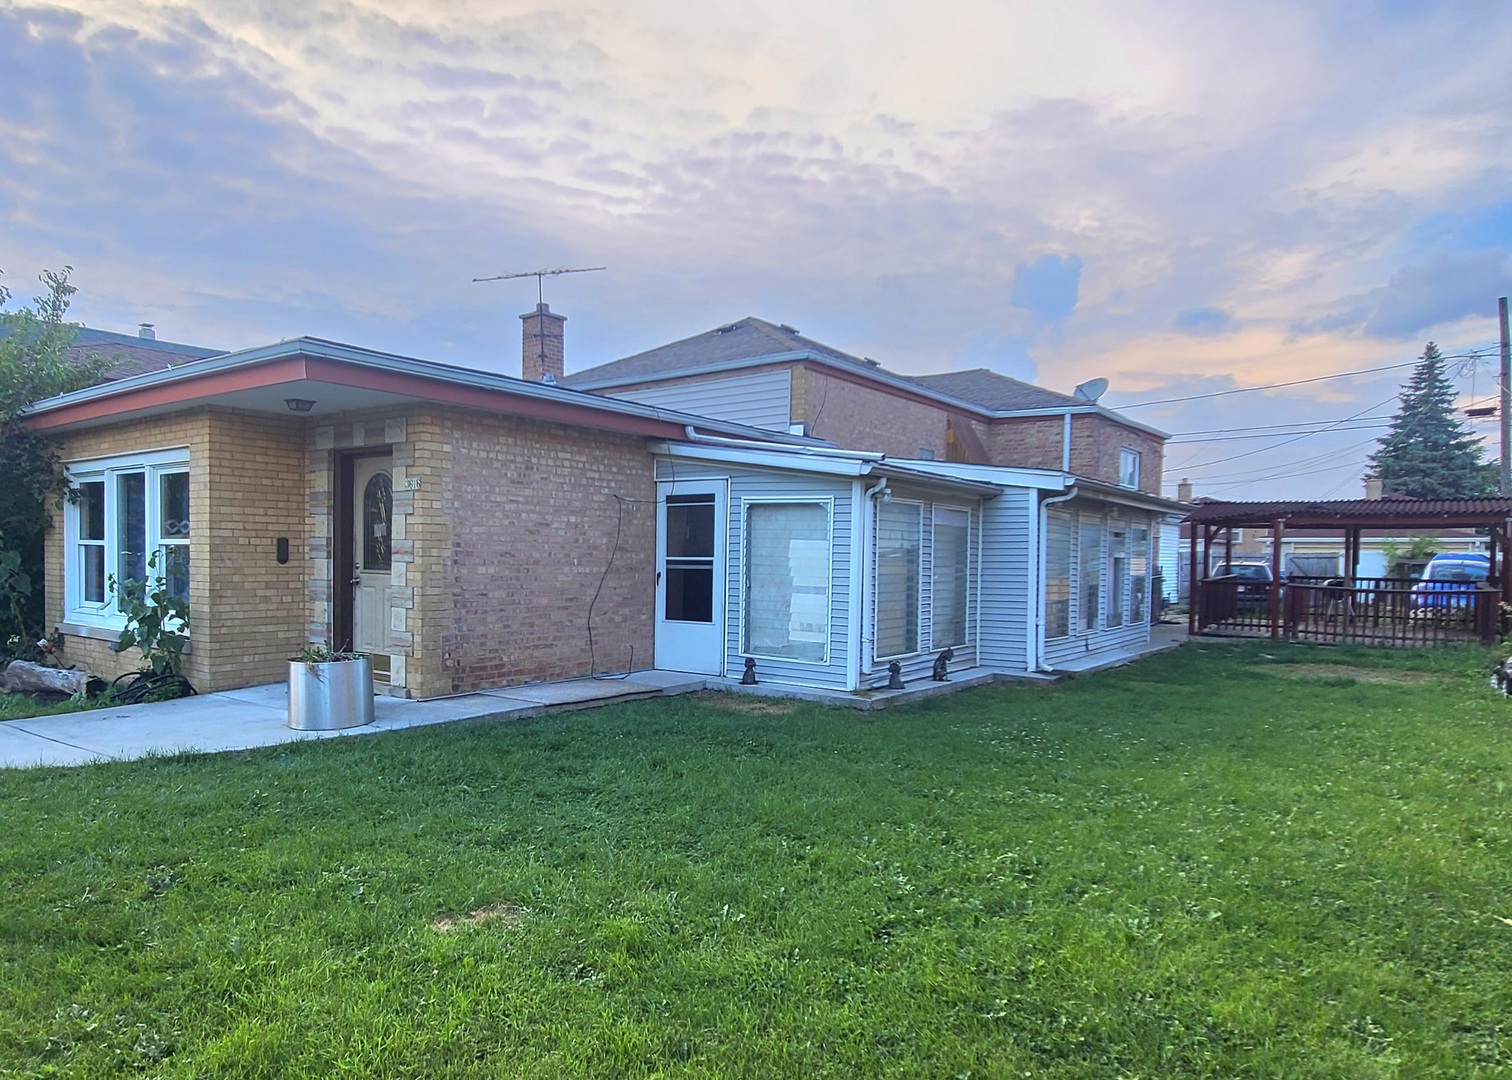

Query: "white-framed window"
<box><xmin>1107</xmin><ymin>522</ymin><xmax>1128</xmax><ymax>628</ymax></box>
<box><xmin>1130</xmin><ymin>527</ymin><xmax>1150</xmax><ymax>625</ymax></box>
<box><xmin>875</xmin><ymin>500</ymin><xmax>923</xmax><ymax>659</ymax></box>
<box><xmin>1045</xmin><ymin>510</ymin><xmax>1073</xmax><ymax>639</ymax></box>
<box><xmin>743</xmin><ymin>499</ymin><xmax>832</xmax><ymax>664</ymax></box>
<box><xmin>931</xmin><ymin>506</ymin><xmax>971</xmax><ymax>648</ymax></box>
<box><xmin>1079</xmin><ymin>517</ymin><xmax>1103</xmax><ymax>633</ymax></box>
<box><xmin>1119</xmin><ymin>448</ymin><xmax>1141</xmax><ymax>489</ymax></box>
<box><xmin>64</xmin><ymin>449</ymin><xmax>190</xmax><ymax>630</ymax></box>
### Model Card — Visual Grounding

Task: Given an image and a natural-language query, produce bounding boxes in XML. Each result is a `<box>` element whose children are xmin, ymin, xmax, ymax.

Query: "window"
<box><xmin>744</xmin><ymin>501</ymin><xmax>830</xmax><ymax>662</ymax></box>
<box><xmin>875</xmin><ymin>501</ymin><xmax>922</xmax><ymax>658</ymax></box>
<box><xmin>65</xmin><ymin>451</ymin><xmax>190</xmax><ymax>629</ymax></box>
<box><xmin>665</xmin><ymin>493</ymin><xmax>716</xmax><ymax>623</ymax></box>
<box><xmin>1079</xmin><ymin>518</ymin><xmax>1103</xmax><ymax>632</ymax></box>
<box><xmin>1119</xmin><ymin>448</ymin><xmax>1141</xmax><ymax>489</ymax></box>
<box><xmin>1130</xmin><ymin>527</ymin><xmax>1150</xmax><ymax>625</ymax></box>
<box><xmin>931</xmin><ymin>507</ymin><xmax>970</xmax><ymax>648</ymax></box>
<box><xmin>362</xmin><ymin>472</ymin><xmax>393</xmax><ymax>573</ymax></box>
<box><xmin>1107</xmin><ymin>525</ymin><xmax>1127</xmax><ymax>628</ymax></box>
<box><xmin>1045</xmin><ymin>511</ymin><xmax>1072</xmax><ymax>639</ymax></box>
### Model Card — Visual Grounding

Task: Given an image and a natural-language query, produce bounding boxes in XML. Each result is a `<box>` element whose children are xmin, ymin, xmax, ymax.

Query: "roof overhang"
<box><xmin>650</xmin><ymin>441</ymin><xmax>1002</xmax><ymax>494</ymax></box>
<box><xmin>21</xmin><ymin>337</ymin><xmax>818</xmax><ymax>445</ymax></box>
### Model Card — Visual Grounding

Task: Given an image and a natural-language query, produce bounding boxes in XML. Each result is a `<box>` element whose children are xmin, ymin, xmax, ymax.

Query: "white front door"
<box><xmin>352</xmin><ymin>454</ymin><xmax>393</xmax><ymax>682</ymax></box>
<box><xmin>655</xmin><ymin>480</ymin><xmax>727</xmax><ymax>675</ymax></box>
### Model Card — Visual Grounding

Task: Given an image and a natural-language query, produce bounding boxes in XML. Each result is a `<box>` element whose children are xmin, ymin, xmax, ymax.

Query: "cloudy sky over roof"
<box><xmin>4</xmin><ymin>0</ymin><xmax>1510</xmax><ymax>498</ymax></box>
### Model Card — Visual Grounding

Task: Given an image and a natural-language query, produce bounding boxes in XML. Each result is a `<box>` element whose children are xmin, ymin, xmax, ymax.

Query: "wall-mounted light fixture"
<box><xmin>284</xmin><ymin>398</ymin><xmax>316</xmax><ymax>413</ymax></box>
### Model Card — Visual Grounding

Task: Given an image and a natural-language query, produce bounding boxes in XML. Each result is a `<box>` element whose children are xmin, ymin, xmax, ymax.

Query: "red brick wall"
<box><xmin>976</xmin><ymin>415</ymin><xmax>1164</xmax><ymax>494</ymax></box>
<box><xmin>433</xmin><ymin>408</ymin><xmax>656</xmax><ymax>693</ymax></box>
<box><xmin>793</xmin><ymin>366</ymin><xmax>953</xmax><ymax>459</ymax></box>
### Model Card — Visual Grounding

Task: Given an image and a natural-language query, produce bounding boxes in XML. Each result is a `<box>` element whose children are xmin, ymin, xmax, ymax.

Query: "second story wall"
<box><xmin>793</xmin><ymin>365</ymin><xmax>956</xmax><ymax>460</ymax></box>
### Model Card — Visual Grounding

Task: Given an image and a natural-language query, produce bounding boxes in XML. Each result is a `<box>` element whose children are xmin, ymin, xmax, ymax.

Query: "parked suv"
<box><xmin>1410</xmin><ymin>553</ymin><xmax>1490</xmax><ymax>611</ymax></box>
<box><xmin>1211</xmin><ymin>562</ymin><xmax>1276</xmax><ymax>606</ymax></box>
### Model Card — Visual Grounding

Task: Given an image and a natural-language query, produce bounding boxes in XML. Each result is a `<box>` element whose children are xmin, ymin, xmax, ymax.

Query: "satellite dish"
<box><xmin>1073</xmin><ymin>377</ymin><xmax>1109</xmax><ymax>403</ymax></box>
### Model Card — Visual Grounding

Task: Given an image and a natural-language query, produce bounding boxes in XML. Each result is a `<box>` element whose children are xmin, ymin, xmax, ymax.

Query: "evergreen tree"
<box><xmin>1367</xmin><ymin>342</ymin><xmax>1496</xmax><ymax>500</ymax></box>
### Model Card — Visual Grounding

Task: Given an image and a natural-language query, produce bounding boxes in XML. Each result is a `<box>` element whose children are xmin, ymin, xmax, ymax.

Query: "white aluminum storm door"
<box><xmin>655</xmin><ymin>480</ymin><xmax>728</xmax><ymax>675</ymax></box>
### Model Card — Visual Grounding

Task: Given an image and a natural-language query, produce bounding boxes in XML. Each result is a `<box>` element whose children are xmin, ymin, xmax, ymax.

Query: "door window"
<box><xmin>665</xmin><ymin>494</ymin><xmax>716</xmax><ymax>622</ymax></box>
<box><xmin>363</xmin><ymin>472</ymin><xmax>393</xmax><ymax>572</ymax></box>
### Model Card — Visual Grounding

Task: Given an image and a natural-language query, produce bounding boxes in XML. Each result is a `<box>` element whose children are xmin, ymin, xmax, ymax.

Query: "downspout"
<box><xmin>1035</xmin><ymin>484</ymin><xmax>1080</xmax><ymax>673</ymax></box>
<box><xmin>1062</xmin><ymin>413</ymin><xmax>1072</xmax><ymax>472</ymax></box>
<box><xmin>859</xmin><ymin>478</ymin><xmax>890</xmax><ymax>678</ymax></box>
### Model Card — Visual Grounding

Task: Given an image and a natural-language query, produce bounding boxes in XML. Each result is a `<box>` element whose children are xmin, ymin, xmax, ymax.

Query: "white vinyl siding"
<box><xmin>611</xmin><ymin>369</ymin><xmax>792</xmax><ymax>431</ymax></box>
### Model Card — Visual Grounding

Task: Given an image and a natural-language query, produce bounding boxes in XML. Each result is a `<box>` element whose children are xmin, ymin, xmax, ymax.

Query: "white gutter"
<box><xmin>680</xmin><ymin>425</ymin><xmax>884</xmax><ymax>460</ymax></box>
<box><xmin>857</xmin><ymin>478</ymin><xmax>891</xmax><ymax>682</ymax></box>
<box><xmin>1035</xmin><ymin>485</ymin><xmax>1080</xmax><ymax>672</ymax></box>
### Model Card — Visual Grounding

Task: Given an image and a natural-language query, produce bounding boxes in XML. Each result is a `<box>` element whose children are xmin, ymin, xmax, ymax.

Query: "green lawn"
<box><xmin>2</xmin><ymin>641</ymin><xmax>1510</xmax><ymax>1078</ymax></box>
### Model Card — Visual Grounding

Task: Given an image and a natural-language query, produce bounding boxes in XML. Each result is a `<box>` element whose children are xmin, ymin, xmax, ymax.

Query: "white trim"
<box><xmin>846</xmin><ymin>480</ymin><xmax>865</xmax><ymax>691</ymax></box>
<box><xmin>873</xmin><ymin>499</ymin><xmax>925</xmax><ymax>663</ymax></box>
<box><xmin>929</xmin><ymin>505</ymin><xmax>973</xmax><ymax>649</ymax></box>
<box><xmin>738</xmin><ymin>496</ymin><xmax>835</xmax><ymax>667</ymax></box>
<box><xmin>63</xmin><ymin>449</ymin><xmax>191</xmax><ymax>633</ymax></box>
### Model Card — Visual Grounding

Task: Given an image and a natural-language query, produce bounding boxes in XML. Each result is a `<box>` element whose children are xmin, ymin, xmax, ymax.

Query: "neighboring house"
<box><xmin>67</xmin><ymin>324</ymin><xmax>225</xmax><ymax>379</ymax></box>
<box><xmin>23</xmin><ymin>307</ymin><xmax>1185</xmax><ymax>700</ymax></box>
<box><xmin>560</xmin><ymin>316</ymin><xmax>1167</xmax><ymax>496</ymax></box>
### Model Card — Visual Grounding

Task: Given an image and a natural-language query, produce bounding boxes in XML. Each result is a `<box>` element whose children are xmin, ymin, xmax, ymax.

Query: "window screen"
<box><xmin>1045</xmin><ymin>511</ymin><xmax>1072</xmax><ymax>639</ymax></box>
<box><xmin>1079</xmin><ymin>518</ymin><xmax>1103</xmax><ymax>632</ymax></box>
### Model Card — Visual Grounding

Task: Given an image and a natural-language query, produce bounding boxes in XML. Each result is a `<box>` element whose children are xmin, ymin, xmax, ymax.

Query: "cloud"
<box><xmin>1011</xmin><ymin>254</ymin><xmax>1082</xmax><ymax>325</ymax></box>
<box><xmin>1299</xmin><ymin>251</ymin><xmax>1512</xmax><ymax>340</ymax></box>
<box><xmin>1174</xmin><ymin>307</ymin><xmax>1234</xmax><ymax>336</ymax></box>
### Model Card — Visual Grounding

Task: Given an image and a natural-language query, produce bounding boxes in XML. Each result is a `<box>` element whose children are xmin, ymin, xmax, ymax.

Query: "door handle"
<box><xmin>350</xmin><ymin>577</ymin><xmax>362</xmax><ymax>585</ymax></box>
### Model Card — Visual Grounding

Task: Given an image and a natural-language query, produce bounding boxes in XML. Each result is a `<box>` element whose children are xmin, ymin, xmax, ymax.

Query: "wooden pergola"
<box><xmin>1184</xmin><ymin>497</ymin><xmax>1512</xmax><ymax>642</ymax></box>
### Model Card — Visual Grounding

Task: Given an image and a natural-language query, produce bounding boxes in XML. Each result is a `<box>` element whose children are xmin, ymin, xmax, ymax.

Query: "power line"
<box><xmin>1174</xmin><ymin>393</ymin><xmax>1400</xmax><ymax>472</ymax></box>
<box><xmin>1113</xmin><ymin>348</ymin><xmax>1493</xmax><ymax>410</ymax></box>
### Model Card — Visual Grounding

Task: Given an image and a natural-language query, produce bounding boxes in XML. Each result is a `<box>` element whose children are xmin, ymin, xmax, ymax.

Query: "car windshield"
<box><xmin>1423</xmin><ymin>559</ymin><xmax>1488</xmax><ymax>583</ymax></box>
<box><xmin>1217</xmin><ymin>565</ymin><xmax>1269</xmax><ymax>580</ymax></box>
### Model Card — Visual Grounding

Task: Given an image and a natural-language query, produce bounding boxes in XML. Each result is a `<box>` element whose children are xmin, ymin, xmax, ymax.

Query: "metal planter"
<box><xmin>287</xmin><ymin>656</ymin><xmax>375</xmax><ymax>730</ymax></box>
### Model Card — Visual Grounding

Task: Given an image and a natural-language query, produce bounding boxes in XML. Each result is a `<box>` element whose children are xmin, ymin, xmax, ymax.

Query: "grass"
<box><xmin>0</xmin><ymin>690</ymin><xmax>100</xmax><ymax>721</ymax></box>
<box><xmin>1</xmin><ymin>640</ymin><xmax>1510</xmax><ymax>1077</ymax></box>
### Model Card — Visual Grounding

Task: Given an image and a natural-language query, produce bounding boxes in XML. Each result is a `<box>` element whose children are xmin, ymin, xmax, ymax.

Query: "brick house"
<box><xmin>25</xmin><ymin>309</ymin><xmax>1184</xmax><ymax>699</ymax></box>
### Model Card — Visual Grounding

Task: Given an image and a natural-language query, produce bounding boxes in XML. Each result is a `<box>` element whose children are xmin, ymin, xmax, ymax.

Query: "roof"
<box><xmin>564</xmin><ymin>316</ymin><xmax>1168</xmax><ymax>438</ymax></box>
<box><xmin>1185</xmin><ymin>498</ymin><xmax>1512</xmax><ymax>530</ymax></box>
<box><xmin>69</xmin><ymin>327</ymin><xmax>225</xmax><ymax>381</ymax></box>
<box><xmin>560</xmin><ymin>317</ymin><xmax>875</xmax><ymax>387</ymax></box>
<box><xmin>23</xmin><ymin>334</ymin><xmax>824</xmax><ymax>448</ymax></box>
<box><xmin>906</xmin><ymin>368</ymin><xmax>1081</xmax><ymax>411</ymax></box>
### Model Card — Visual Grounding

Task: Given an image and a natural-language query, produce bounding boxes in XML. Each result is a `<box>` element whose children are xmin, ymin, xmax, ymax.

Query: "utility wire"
<box><xmin>1174</xmin><ymin>394</ymin><xmax>1398</xmax><ymax>472</ymax></box>
<box><xmin>1113</xmin><ymin>348</ymin><xmax>1493</xmax><ymax>410</ymax></box>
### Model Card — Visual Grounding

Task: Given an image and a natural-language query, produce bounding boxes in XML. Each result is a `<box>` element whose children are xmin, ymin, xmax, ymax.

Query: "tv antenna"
<box><xmin>472</xmin><ymin>266</ymin><xmax>606</xmax><ymax>306</ymax></box>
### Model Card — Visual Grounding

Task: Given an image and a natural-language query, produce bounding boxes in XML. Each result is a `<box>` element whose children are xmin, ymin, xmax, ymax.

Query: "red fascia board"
<box><xmin>23</xmin><ymin>356</ymin><xmax>314</xmax><ymax>430</ymax></box>
<box><xmin>25</xmin><ymin>353</ymin><xmax>699</xmax><ymax>440</ymax></box>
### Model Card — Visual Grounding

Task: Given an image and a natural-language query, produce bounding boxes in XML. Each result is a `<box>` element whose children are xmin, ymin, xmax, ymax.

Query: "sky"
<box><xmin>3</xmin><ymin>0</ymin><xmax>1511</xmax><ymax>500</ymax></box>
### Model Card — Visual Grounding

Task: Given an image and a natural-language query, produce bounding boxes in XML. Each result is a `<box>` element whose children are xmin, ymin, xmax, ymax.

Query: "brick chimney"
<box><xmin>519</xmin><ymin>303</ymin><xmax>565</xmax><ymax>383</ymax></box>
<box><xmin>1177</xmin><ymin>477</ymin><xmax>1193</xmax><ymax>502</ymax></box>
<box><xmin>1364</xmin><ymin>475</ymin><xmax>1383</xmax><ymax>500</ymax></box>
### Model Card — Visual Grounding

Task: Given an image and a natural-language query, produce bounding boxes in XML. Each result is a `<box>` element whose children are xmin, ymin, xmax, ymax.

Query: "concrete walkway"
<box><xmin>0</xmin><ymin>628</ymin><xmax>1189</xmax><ymax>770</ymax></box>
<box><xmin>0</xmin><ymin>670</ymin><xmax>706</xmax><ymax>770</ymax></box>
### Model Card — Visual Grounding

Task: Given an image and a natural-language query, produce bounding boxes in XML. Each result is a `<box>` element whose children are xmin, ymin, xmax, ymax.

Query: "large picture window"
<box><xmin>875</xmin><ymin>501</ymin><xmax>922</xmax><ymax>658</ymax></box>
<box><xmin>65</xmin><ymin>451</ymin><xmax>190</xmax><ymax>629</ymax></box>
<box><xmin>931</xmin><ymin>507</ymin><xmax>970</xmax><ymax>648</ymax></box>
<box><xmin>744</xmin><ymin>501</ymin><xmax>831</xmax><ymax>663</ymax></box>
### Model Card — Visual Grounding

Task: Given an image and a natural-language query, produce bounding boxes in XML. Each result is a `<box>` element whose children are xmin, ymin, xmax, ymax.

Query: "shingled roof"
<box><xmin>560</xmin><ymin>317</ymin><xmax>873</xmax><ymax>387</ymax></box>
<box><xmin>1185</xmin><ymin>498</ymin><xmax>1512</xmax><ymax>529</ymax></box>
<box><xmin>906</xmin><ymin>368</ymin><xmax>1081</xmax><ymax>411</ymax></box>
<box><xmin>68</xmin><ymin>327</ymin><xmax>225</xmax><ymax>381</ymax></box>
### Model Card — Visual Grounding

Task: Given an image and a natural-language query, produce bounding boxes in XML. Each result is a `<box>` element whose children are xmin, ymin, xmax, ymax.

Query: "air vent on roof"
<box><xmin>779</xmin><ymin>324</ymin><xmax>799</xmax><ymax>334</ymax></box>
<box><xmin>863</xmin><ymin>357</ymin><xmax>879</xmax><ymax>368</ymax></box>
<box><xmin>138</xmin><ymin>323</ymin><xmax>156</xmax><ymax>340</ymax></box>
<box><xmin>716</xmin><ymin>323</ymin><xmax>738</xmax><ymax>333</ymax></box>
